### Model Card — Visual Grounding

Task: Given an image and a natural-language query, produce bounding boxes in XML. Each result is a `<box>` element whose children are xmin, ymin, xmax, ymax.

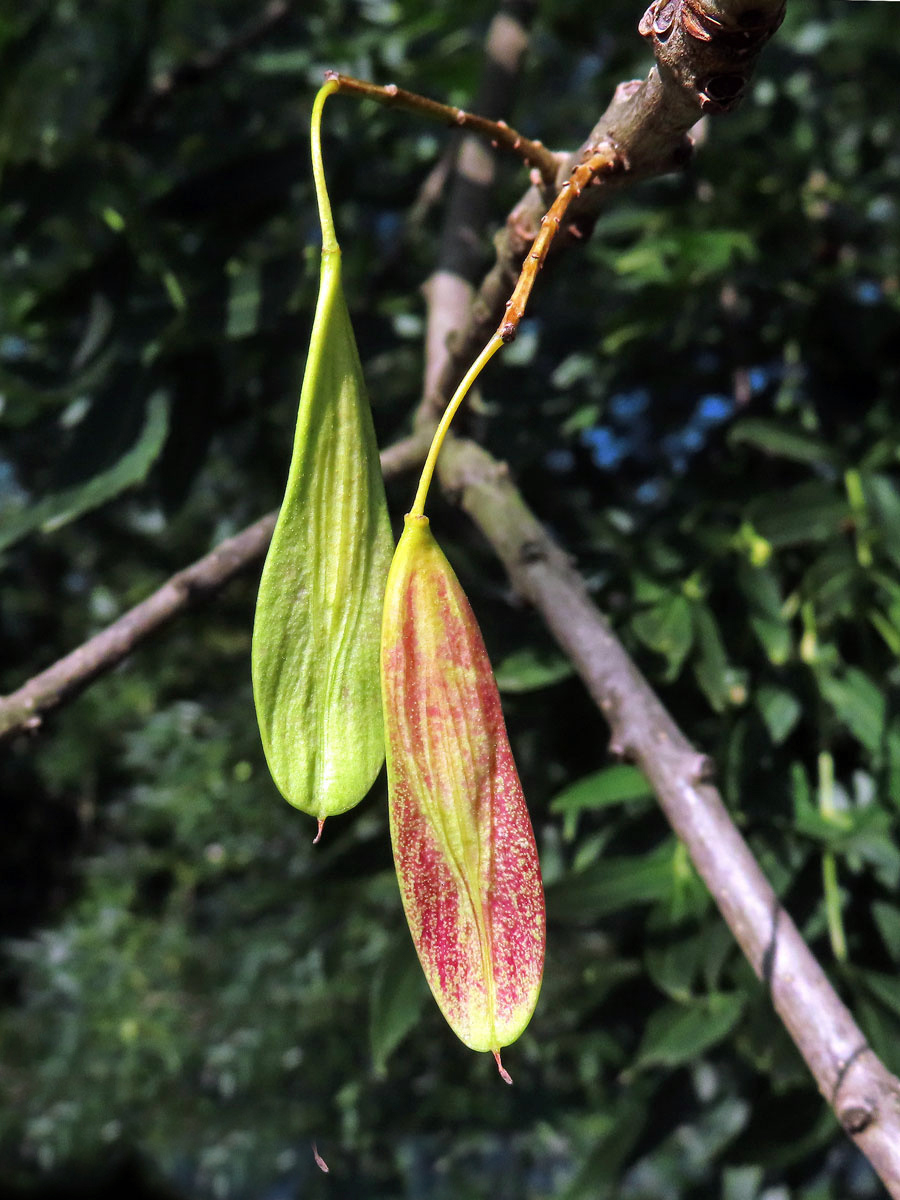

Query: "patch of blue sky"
<box><xmin>695</xmin><ymin>393</ymin><xmax>734</xmax><ymax>425</ymax></box>
<box><xmin>634</xmin><ymin>478</ymin><xmax>664</xmax><ymax>505</ymax></box>
<box><xmin>571</xmin><ymin>53</ymin><xmax>606</xmax><ymax>90</ymax></box>
<box><xmin>661</xmin><ymin>430</ymin><xmax>687</xmax><ymax>459</ymax></box>
<box><xmin>681</xmin><ymin>425</ymin><xmax>706</xmax><ymax>452</ymax></box>
<box><xmin>854</xmin><ymin>280</ymin><xmax>881</xmax><ymax>306</ymax></box>
<box><xmin>609</xmin><ymin>388</ymin><xmax>650</xmax><ymax>421</ymax></box>
<box><xmin>0</xmin><ymin>334</ymin><xmax>29</xmax><ymax>361</ymax></box>
<box><xmin>0</xmin><ymin>458</ymin><xmax>27</xmax><ymax>506</ymax></box>
<box><xmin>544</xmin><ymin>447</ymin><xmax>575</xmax><ymax>474</ymax></box>
<box><xmin>747</xmin><ymin>367</ymin><xmax>770</xmax><ymax>394</ymax></box>
<box><xmin>582</xmin><ymin>425</ymin><xmax>629</xmax><ymax>469</ymax></box>
<box><xmin>374</xmin><ymin>210</ymin><xmax>403</xmax><ymax>247</ymax></box>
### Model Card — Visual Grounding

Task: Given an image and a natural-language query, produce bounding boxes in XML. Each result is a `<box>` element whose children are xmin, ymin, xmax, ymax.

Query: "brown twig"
<box><xmin>326</xmin><ymin>73</ymin><xmax>559</xmax><ymax>186</ymax></box>
<box><xmin>499</xmin><ymin>144</ymin><xmax>623</xmax><ymax>342</ymax></box>
<box><xmin>0</xmin><ymin>433</ymin><xmax>430</xmax><ymax>743</ymax></box>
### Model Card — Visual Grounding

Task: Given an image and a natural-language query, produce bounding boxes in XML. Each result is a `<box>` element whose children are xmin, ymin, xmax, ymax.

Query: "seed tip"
<box><xmin>312</xmin><ymin>1142</ymin><xmax>329</xmax><ymax>1173</ymax></box>
<box><xmin>493</xmin><ymin>1050</ymin><xmax>513</xmax><ymax>1085</ymax></box>
<box><xmin>313</xmin><ymin>818</ymin><xmax>325</xmax><ymax>845</ymax></box>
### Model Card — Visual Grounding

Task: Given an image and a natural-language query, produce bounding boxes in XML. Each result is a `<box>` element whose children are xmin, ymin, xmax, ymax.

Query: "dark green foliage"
<box><xmin>1</xmin><ymin>0</ymin><xmax>899</xmax><ymax>1197</ymax></box>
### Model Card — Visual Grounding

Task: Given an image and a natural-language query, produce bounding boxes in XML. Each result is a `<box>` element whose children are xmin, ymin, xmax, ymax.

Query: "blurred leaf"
<box><xmin>756</xmin><ymin>685</ymin><xmax>802</xmax><ymax>744</ymax></box>
<box><xmin>729</xmin><ymin>418</ymin><xmax>839</xmax><ymax>466</ymax></box>
<box><xmin>791</xmin><ymin>765</ymin><xmax>850</xmax><ymax>842</ymax></box>
<box><xmin>549</xmin><ymin>764</ymin><xmax>654</xmax><ymax>817</ymax></box>
<box><xmin>872</xmin><ymin>901</ymin><xmax>900</xmax><ymax>960</ymax></box>
<box><xmin>560</xmin><ymin>401</ymin><xmax>601</xmax><ymax>435</ymax></box>
<box><xmin>723</xmin><ymin>1165</ymin><xmax>764</xmax><ymax>1200</ymax></box>
<box><xmin>547</xmin><ymin>840</ymin><xmax>680</xmax><ymax>923</ymax></box>
<box><xmin>632</xmin><ymin>593</ymin><xmax>693</xmax><ymax>679</ymax></box>
<box><xmin>862</xmin><ymin>472</ymin><xmax>900</xmax><ymax>567</ymax></box>
<box><xmin>856</xmin><ymin>968</ymin><xmax>900</xmax><ymax>1021</ymax></box>
<box><xmin>225</xmin><ymin>261</ymin><xmax>261</xmax><ymax>340</ymax></box>
<box><xmin>612</xmin><ymin>229</ymin><xmax>754</xmax><ymax>285</ymax></box>
<box><xmin>748</xmin><ymin>481</ymin><xmax>850</xmax><ymax>549</ymax></box>
<box><xmin>494</xmin><ymin>645</ymin><xmax>574</xmax><ymax>693</ymax></box>
<box><xmin>559</xmin><ymin>1088</ymin><xmax>651</xmax><ymax>1200</ymax></box>
<box><xmin>635</xmin><ymin>993</ymin><xmax>745</xmax><ymax>1069</ymax></box>
<box><xmin>737</xmin><ymin>561</ymin><xmax>792</xmax><ymax>664</ymax></box>
<box><xmin>737</xmin><ymin>989</ymin><xmax>810</xmax><ymax>1089</ymax></box>
<box><xmin>645</xmin><ymin>925</ymin><xmax>709</xmax><ymax>1002</ymax></box>
<box><xmin>791</xmin><ymin>770</ymin><xmax>900</xmax><ymax>885</ymax></box>
<box><xmin>692</xmin><ymin>602</ymin><xmax>742</xmax><ymax>712</ymax></box>
<box><xmin>855</xmin><ymin>990</ymin><xmax>900</xmax><ymax>1075</ymax></box>
<box><xmin>250</xmin><ymin>49</ymin><xmax>313</xmax><ymax>75</ymax></box>
<box><xmin>842</xmin><ymin>810</ymin><xmax>900</xmax><ymax>889</ymax></box>
<box><xmin>818</xmin><ymin>668</ymin><xmax>884</xmax><ymax>754</ymax></box>
<box><xmin>0</xmin><ymin>391</ymin><xmax>169</xmax><ymax>553</ymax></box>
<box><xmin>369</xmin><ymin>932</ymin><xmax>430</xmax><ymax>1077</ymax></box>
<box><xmin>801</xmin><ymin>544</ymin><xmax>859</xmax><ymax>622</ymax></box>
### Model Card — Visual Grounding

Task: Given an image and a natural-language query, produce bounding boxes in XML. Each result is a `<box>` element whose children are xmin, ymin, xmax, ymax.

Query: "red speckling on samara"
<box><xmin>381</xmin><ymin>513</ymin><xmax>545</xmax><ymax>1077</ymax></box>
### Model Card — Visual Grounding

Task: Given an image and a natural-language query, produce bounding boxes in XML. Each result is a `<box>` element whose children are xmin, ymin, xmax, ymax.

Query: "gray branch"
<box><xmin>0</xmin><ymin>433</ymin><xmax>430</xmax><ymax>742</ymax></box>
<box><xmin>437</xmin><ymin>435</ymin><xmax>900</xmax><ymax>1197</ymax></box>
